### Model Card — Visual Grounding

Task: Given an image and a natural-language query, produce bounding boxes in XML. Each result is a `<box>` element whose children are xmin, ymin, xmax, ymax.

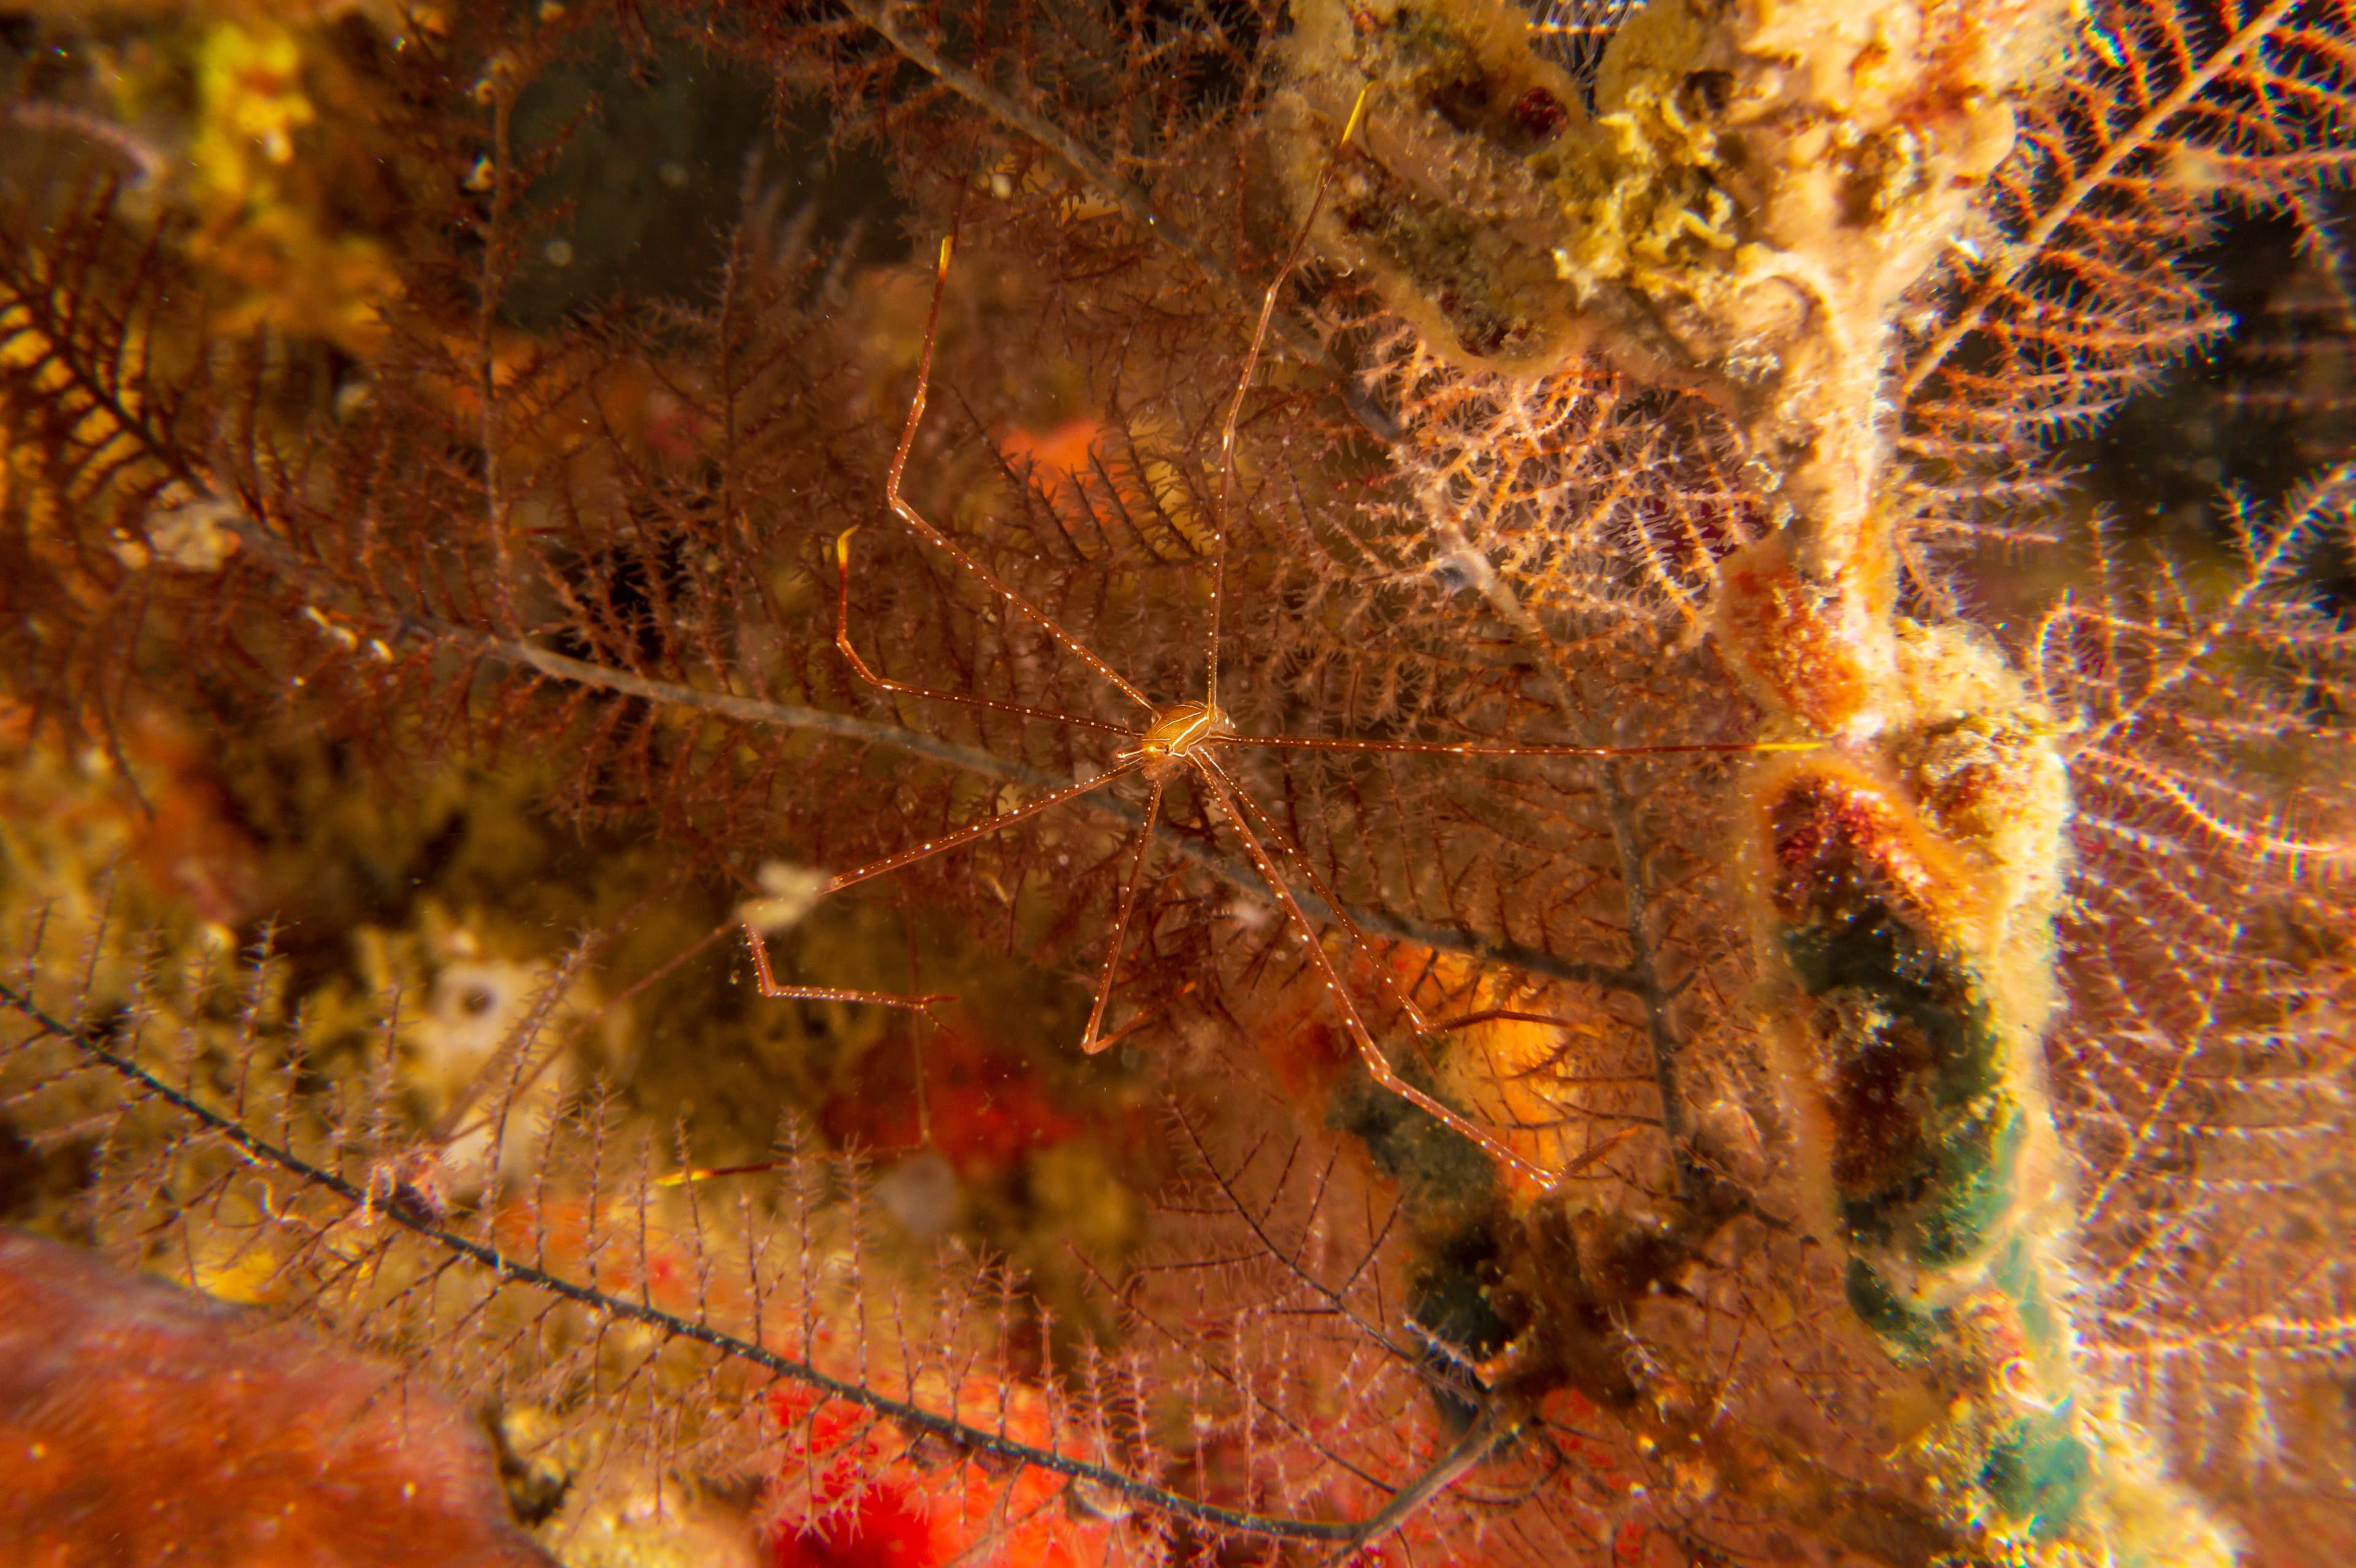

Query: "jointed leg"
<box><xmin>817</xmin><ymin>761</ymin><xmax>1142</xmax><ymax>898</ymax></box>
<box><xmin>1217</xmin><ymin>777</ymin><xmax>1601</xmax><ymax>1036</ymax></box>
<box><xmin>742</xmin><ymin>764</ymin><xmax>1143</xmax><ymax>1012</ymax></box>
<box><xmin>1079</xmin><ymin>777</ymin><xmax>1165</xmax><ymax>1055</ymax></box>
<box><xmin>1211</xmin><ymin>764</ymin><xmax>1649</xmax><ymax>1146</ymax></box>
<box><xmin>885</xmin><ymin>236</ymin><xmax>1155</xmax><ymax>717</ymax></box>
<box><xmin>1203</xmin><ymin>758</ymin><xmax>1448</xmax><ymax>1039</ymax></box>
<box><xmin>1190</xmin><ymin>755</ymin><xmax>1546</xmax><ymax>1183</ymax></box>
<box><xmin>1207</xmin><ymin>761</ymin><xmax>1651</xmax><ymax>1178</ymax></box>
<box><xmin>1205</xmin><ymin>85</ymin><xmax>1374</xmax><ymax>710</ymax></box>
<box><xmin>833</xmin><ymin>528</ymin><xmax>1136</xmax><ymax>740</ymax></box>
<box><xmin>1226</xmin><ymin>733</ymin><xmax>1822</xmax><ymax>759</ymax></box>
<box><xmin>743</xmin><ymin>925</ymin><xmax>953</xmax><ymax>1012</ymax></box>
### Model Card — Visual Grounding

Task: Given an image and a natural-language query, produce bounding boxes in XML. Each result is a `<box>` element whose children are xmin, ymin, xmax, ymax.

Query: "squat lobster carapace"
<box><xmin>753</xmin><ymin>90</ymin><xmax>1817</xmax><ymax>1185</ymax></box>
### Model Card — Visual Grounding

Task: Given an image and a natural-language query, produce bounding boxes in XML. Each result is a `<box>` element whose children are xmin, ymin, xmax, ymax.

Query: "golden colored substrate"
<box><xmin>1744</xmin><ymin>628</ymin><xmax>2230</xmax><ymax>1563</ymax></box>
<box><xmin>1278</xmin><ymin>2</ymin><xmax>2238</xmax><ymax>1557</ymax></box>
<box><xmin>1279</xmin><ymin>0</ymin><xmax>2057</xmax><ymax>600</ymax></box>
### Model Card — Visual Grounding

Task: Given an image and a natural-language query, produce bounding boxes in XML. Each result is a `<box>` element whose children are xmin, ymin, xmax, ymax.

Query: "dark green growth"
<box><xmin>1766</xmin><ymin>772</ymin><xmax>2098</xmax><ymax>1547</ymax></box>
<box><xmin>1328</xmin><ymin>1050</ymin><xmax>1510</xmax><ymax>1428</ymax></box>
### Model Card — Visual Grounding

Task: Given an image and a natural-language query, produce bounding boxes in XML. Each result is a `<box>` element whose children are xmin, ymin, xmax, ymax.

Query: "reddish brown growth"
<box><xmin>1711</xmin><ymin>540</ymin><xmax>1885</xmax><ymax>735</ymax></box>
<box><xmin>1511</xmin><ymin>85</ymin><xmax>1569</xmax><ymax>139</ymax></box>
<box><xmin>762</xmin><ymin>1382</ymin><xmax>1111</xmax><ymax>1568</ymax></box>
<box><xmin>0</xmin><ymin>1230</ymin><xmax>553</xmax><ymax>1568</ymax></box>
<box><xmin>819</xmin><ymin>1025</ymin><xmax>1091</xmax><ymax>1177</ymax></box>
<box><xmin>1760</xmin><ymin>762</ymin><xmax>1974</xmax><ymax>936</ymax></box>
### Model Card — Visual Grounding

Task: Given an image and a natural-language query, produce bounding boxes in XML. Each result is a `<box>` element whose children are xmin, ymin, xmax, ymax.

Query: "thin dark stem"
<box><xmin>1598</xmin><ymin>765</ymin><xmax>1688</xmax><ymax>1170</ymax></box>
<box><xmin>0</xmin><ymin>978</ymin><xmax>1381</xmax><ymax>1544</ymax></box>
<box><xmin>1164</xmin><ymin>1105</ymin><xmax>1430</xmax><ymax>1375</ymax></box>
<box><xmin>1314</xmin><ymin>1395</ymin><xmax>1526</xmax><ymax>1565</ymax></box>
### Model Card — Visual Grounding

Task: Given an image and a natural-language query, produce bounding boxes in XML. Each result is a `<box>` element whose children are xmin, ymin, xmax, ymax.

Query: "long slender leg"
<box><xmin>666</xmin><ymin>926</ymin><xmax>954</xmax><ymax>1191</ymax></box>
<box><xmin>644</xmin><ymin>912</ymin><xmax>955</xmax><ymax>1013</ymax></box>
<box><xmin>735</xmin><ymin>758</ymin><xmax>1140</xmax><ymax>1036</ymax></box>
<box><xmin>887</xmin><ymin>236</ymin><xmax>1155</xmax><ymax>717</ymax></box>
<box><xmin>1207</xmin><ymin>758</ymin><xmax>1647</xmax><ymax>1177</ymax></box>
<box><xmin>743</xmin><ymin>925</ymin><xmax>953</xmax><ymax>1011</ymax></box>
<box><xmin>741</xmin><ymin>763</ymin><xmax>1143</xmax><ymax>1017</ymax></box>
<box><xmin>834</xmin><ymin>528</ymin><xmax>1136</xmax><ymax>740</ymax></box>
<box><xmin>1206</xmin><ymin>86</ymin><xmax>1374</xmax><ymax>711</ymax></box>
<box><xmin>819</xmin><ymin>761</ymin><xmax>1144</xmax><ymax>898</ymax></box>
<box><xmin>1201</xmin><ymin>756</ymin><xmax>1446</xmax><ymax>1038</ymax></box>
<box><xmin>1189</xmin><ymin>755</ymin><xmax>1547</xmax><ymax>1183</ymax></box>
<box><xmin>1223</xmin><ymin>734</ymin><xmax>1822</xmax><ymax>758</ymax></box>
<box><xmin>1079</xmin><ymin>777</ymin><xmax>1166</xmax><ymax>1055</ymax></box>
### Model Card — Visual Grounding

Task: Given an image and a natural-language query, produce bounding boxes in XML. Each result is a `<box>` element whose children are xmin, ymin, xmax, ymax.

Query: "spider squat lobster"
<box><xmin>753</xmin><ymin>107</ymin><xmax>1819</xmax><ymax>1183</ymax></box>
